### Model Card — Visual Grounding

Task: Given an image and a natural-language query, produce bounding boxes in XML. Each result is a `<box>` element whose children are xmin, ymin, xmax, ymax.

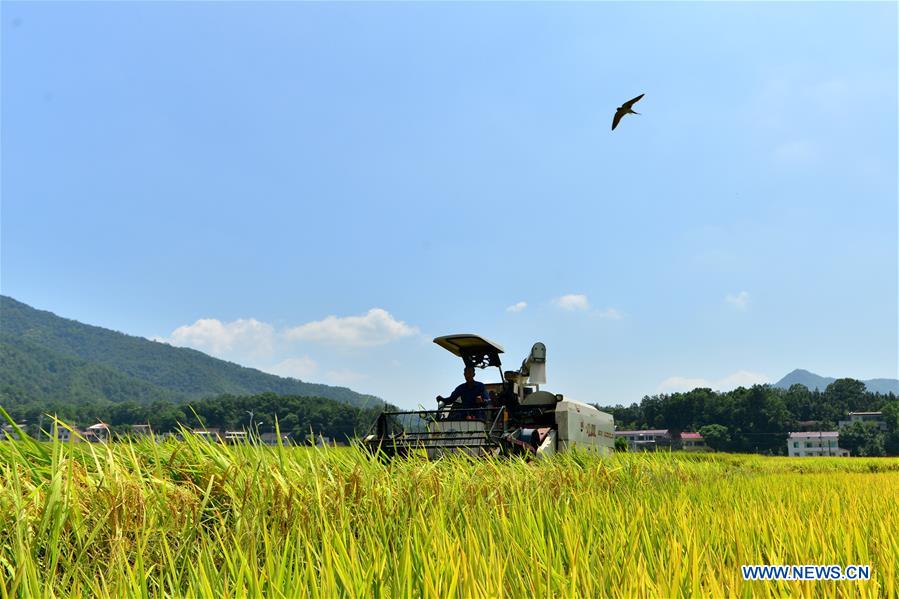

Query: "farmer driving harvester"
<box><xmin>436</xmin><ymin>366</ymin><xmax>489</xmax><ymax>418</ymax></box>
<box><xmin>364</xmin><ymin>334</ymin><xmax>616</xmax><ymax>460</ymax></box>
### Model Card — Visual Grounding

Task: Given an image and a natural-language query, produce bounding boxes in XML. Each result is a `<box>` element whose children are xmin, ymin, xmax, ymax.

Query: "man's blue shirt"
<box><xmin>447</xmin><ymin>381</ymin><xmax>488</xmax><ymax>408</ymax></box>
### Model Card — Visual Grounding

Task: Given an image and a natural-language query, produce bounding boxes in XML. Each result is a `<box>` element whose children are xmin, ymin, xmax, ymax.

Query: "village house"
<box><xmin>787</xmin><ymin>431</ymin><xmax>849</xmax><ymax>457</ymax></box>
<box><xmin>192</xmin><ymin>428</ymin><xmax>222</xmax><ymax>442</ymax></box>
<box><xmin>83</xmin><ymin>423</ymin><xmax>110</xmax><ymax>443</ymax></box>
<box><xmin>305</xmin><ymin>433</ymin><xmax>334</xmax><ymax>447</ymax></box>
<box><xmin>260</xmin><ymin>431</ymin><xmax>291</xmax><ymax>446</ymax></box>
<box><xmin>838</xmin><ymin>411</ymin><xmax>887</xmax><ymax>432</ymax></box>
<box><xmin>47</xmin><ymin>427</ymin><xmax>75</xmax><ymax>443</ymax></box>
<box><xmin>679</xmin><ymin>432</ymin><xmax>708</xmax><ymax>451</ymax></box>
<box><xmin>614</xmin><ymin>429</ymin><xmax>672</xmax><ymax>451</ymax></box>
<box><xmin>1</xmin><ymin>423</ymin><xmax>27</xmax><ymax>441</ymax></box>
<box><xmin>224</xmin><ymin>430</ymin><xmax>248</xmax><ymax>444</ymax></box>
<box><xmin>131</xmin><ymin>424</ymin><xmax>153</xmax><ymax>437</ymax></box>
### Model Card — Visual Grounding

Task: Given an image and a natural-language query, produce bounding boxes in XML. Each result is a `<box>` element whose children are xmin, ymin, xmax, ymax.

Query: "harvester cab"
<box><xmin>364</xmin><ymin>334</ymin><xmax>615</xmax><ymax>459</ymax></box>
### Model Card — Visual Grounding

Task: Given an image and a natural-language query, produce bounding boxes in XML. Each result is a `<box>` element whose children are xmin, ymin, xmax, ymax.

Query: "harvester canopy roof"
<box><xmin>433</xmin><ymin>334</ymin><xmax>504</xmax><ymax>369</ymax></box>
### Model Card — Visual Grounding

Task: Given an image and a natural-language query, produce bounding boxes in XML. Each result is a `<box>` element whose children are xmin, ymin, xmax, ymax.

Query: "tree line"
<box><xmin>5</xmin><ymin>378</ymin><xmax>898</xmax><ymax>455</ymax></box>
<box><xmin>597</xmin><ymin>379</ymin><xmax>899</xmax><ymax>456</ymax></box>
<box><xmin>2</xmin><ymin>392</ymin><xmax>390</xmax><ymax>443</ymax></box>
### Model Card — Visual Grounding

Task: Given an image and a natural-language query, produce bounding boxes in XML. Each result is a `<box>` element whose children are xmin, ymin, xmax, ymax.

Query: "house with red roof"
<box><xmin>680</xmin><ymin>432</ymin><xmax>708</xmax><ymax>451</ymax></box>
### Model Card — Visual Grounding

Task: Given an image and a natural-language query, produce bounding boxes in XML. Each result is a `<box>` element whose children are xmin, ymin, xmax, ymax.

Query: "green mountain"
<box><xmin>774</xmin><ymin>368</ymin><xmax>899</xmax><ymax>395</ymax></box>
<box><xmin>0</xmin><ymin>296</ymin><xmax>384</xmax><ymax>409</ymax></box>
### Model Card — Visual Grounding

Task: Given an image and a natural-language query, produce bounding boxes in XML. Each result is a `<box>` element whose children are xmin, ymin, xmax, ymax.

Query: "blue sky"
<box><xmin>2</xmin><ymin>2</ymin><xmax>896</xmax><ymax>410</ymax></box>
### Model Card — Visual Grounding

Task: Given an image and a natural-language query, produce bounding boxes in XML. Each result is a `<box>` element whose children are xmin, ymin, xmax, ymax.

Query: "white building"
<box><xmin>131</xmin><ymin>424</ymin><xmax>153</xmax><ymax>437</ymax></box>
<box><xmin>49</xmin><ymin>427</ymin><xmax>75</xmax><ymax>442</ymax></box>
<box><xmin>224</xmin><ymin>431</ymin><xmax>248</xmax><ymax>444</ymax></box>
<box><xmin>1</xmin><ymin>423</ymin><xmax>27</xmax><ymax>441</ymax></box>
<box><xmin>305</xmin><ymin>433</ymin><xmax>333</xmax><ymax>447</ymax></box>
<box><xmin>787</xmin><ymin>432</ymin><xmax>849</xmax><ymax>457</ymax></box>
<box><xmin>838</xmin><ymin>412</ymin><xmax>887</xmax><ymax>432</ymax></box>
<box><xmin>260</xmin><ymin>432</ymin><xmax>291</xmax><ymax>446</ymax></box>
<box><xmin>193</xmin><ymin>428</ymin><xmax>222</xmax><ymax>442</ymax></box>
<box><xmin>614</xmin><ymin>429</ymin><xmax>672</xmax><ymax>451</ymax></box>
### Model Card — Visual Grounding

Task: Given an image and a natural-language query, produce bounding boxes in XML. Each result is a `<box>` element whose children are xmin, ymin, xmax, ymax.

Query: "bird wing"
<box><xmin>622</xmin><ymin>93</ymin><xmax>644</xmax><ymax>110</ymax></box>
<box><xmin>611</xmin><ymin>109</ymin><xmax>624</xmax><ymax>131</ymax></box>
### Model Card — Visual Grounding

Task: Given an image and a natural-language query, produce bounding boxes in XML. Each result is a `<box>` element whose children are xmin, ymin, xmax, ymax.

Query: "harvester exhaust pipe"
<box><xmin>518</xmin><ymin>342</ymin><xmax>546</xmax><ymax>389</ymax></box>
<box><xmin>527</xmin><ymin>342</ymin><xmax>546</xmax><ymax>386</ymax></box>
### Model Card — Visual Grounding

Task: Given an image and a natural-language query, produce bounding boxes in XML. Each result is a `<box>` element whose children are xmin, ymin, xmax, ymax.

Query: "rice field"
<box><xmin>1</xmin><ymin>425</ymin><xmax>897</xmax><ymax>598</ymax></box>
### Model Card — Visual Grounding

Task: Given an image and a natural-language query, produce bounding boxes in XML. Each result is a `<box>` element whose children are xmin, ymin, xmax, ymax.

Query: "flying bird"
<box><xmin>611</xmin><ymin>93</ymin><xmax>644</xmax><ymax>131</ymax></box>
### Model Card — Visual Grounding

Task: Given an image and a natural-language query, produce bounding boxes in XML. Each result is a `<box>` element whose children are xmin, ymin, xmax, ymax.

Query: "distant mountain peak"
<box><xmin>774</xmin><ymin>368</ymin><xmax>898</xmax><ymax>395</ymax></box>
<box><xmin>784</xmin><ymin>368</ymin><xmax>814</xmax><ymax>376</ymax></box>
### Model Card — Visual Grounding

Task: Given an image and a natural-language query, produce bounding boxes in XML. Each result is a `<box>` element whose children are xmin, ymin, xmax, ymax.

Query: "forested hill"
<box><xmin>0</xmin><ymin>296</ymin><xmax>384</xmax><ymax>410</ymax></box>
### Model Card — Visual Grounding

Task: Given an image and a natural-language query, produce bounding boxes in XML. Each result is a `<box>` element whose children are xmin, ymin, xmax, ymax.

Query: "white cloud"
<box><xmin>164</xmin><ymin>318</ymin><xmax>275</xmax><ymax>360</ymax></box>
<box><xmin>596</xmin><ymin>307</ymin><xmax>623</xmax><ymax>320</ymax></box>
<box><xmin>284</xmin><ymin>308</ymin><xmax>418</xmax><ymax>347</ymax></box>
<box><xmin>554</xmin><ymin>294</ymin><xmax>590</xmax><ymax>311</ymax></box>
<box><xmin>265</xmin><ymin>356</ymin><xmax>319</xmax><ymax>380</ymax></box>
<box><xmin>657</xmin><ymin>376</ymin><xmax>711</xmax><ymax>394</ymax></box>
<box><xmin>657</xmin><ymin>370</ymin><xmax>770</xmax><ymax>394</ymax></box>
<box><xmin>725</xmin><ymin>291</ymin><xmax>750</xmax><ymax>310</ymax></box>
<box><xmin>326</xmin><ymin>369</ymin><xmax>369</xmax><ymax>385</ymax></box>
<box><xmin>506</xmin><ymin>301</ymin><xmax>528</xmax><ymax>313</ymax></box>
<box><xmin>717</xmin><ymin>371</ymin><xmax>771</xmax><ymax>390</ymax></box>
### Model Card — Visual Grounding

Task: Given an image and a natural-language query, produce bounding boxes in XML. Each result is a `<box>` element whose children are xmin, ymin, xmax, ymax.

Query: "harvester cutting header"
<box><xmin>364</xmin><ymin>334</ymin><xmax>615</xmax><ymax>459</ymax></box>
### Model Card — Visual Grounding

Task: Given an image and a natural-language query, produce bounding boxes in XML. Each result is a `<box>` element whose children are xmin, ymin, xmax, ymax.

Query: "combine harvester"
<box><xmin>364</xmin><ymin>334</ymin><xmax>615</xmax><ymax>459</ymax></box>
